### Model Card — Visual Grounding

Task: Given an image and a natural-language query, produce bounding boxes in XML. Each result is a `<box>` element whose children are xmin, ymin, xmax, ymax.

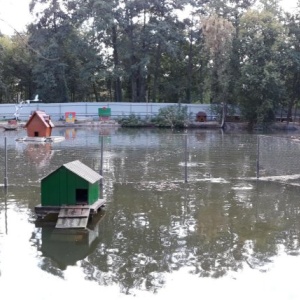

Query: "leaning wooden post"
<box><xmin>4</xmin><ymin>137</ymin><xmax>8</xmax><ymax>188</ymax></box>
<box><xmin>184</xmin><ymin>134</ymin><xmax>188</xmax><ymax>183</ymax></box>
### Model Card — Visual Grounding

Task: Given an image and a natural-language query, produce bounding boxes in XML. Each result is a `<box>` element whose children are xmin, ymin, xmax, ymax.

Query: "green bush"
<box><xmin>118</xmin><ymin>114</ymin><xmax>150</xmax><ymax>127</ymax></box>
<box><xmin>118</xmin><ymin>104</ymin><xmax>191</xmax><ymax>128</ymax></box>
<box><xmin>152</xmin><ymin>104</ymin><xmax>191</xmax><ymax>128</ymax></box>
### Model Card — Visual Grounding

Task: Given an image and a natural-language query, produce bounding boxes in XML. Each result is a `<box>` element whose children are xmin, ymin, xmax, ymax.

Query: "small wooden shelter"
<box><xmin>41</xmin><ymin>160</ymin><xmax>102</xmax><ymax>206</ymax></box>
<box><xmin>24</xmin><ymin>110</ymin><xmax>55</xmax><ymax>137</ymax></box>
<box><xmin>196</xmin><ymin>111</ymin><xmax>207</xmax><ymax>122</ymax></box>
<box><xmin>35</xmin><ymin>160</ymin><xmax>105</xmax><ymax>229</ymax></box>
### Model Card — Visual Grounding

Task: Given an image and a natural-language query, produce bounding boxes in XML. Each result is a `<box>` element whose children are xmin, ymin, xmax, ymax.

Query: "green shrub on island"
<box><xmin>118</xmin><ymin>114</ymin><xmax>150</xmax><ymax>127</ymax></box>
<box><xmin>118</xmin><ymin>104</ymin><xmax>191</xmax><ymax>128</ymax></box>
<box><xmin>152</xmin><ymin>104</ymin><xmax>191</xmax><ymax>128</ymax></box>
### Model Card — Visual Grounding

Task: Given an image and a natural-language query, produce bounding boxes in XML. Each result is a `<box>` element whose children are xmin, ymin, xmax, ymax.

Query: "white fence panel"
<box><xmin>0</xmin><ymin>102</ymin><xmax>216</xmax><ymax>121</ymax></box>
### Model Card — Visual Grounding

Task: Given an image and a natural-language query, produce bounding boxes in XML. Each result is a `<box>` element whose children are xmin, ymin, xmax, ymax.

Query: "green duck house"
<box><xmin>35</xmin><ymin>160</ymin><xmax>106</xmax><ymax>228</ymax></box>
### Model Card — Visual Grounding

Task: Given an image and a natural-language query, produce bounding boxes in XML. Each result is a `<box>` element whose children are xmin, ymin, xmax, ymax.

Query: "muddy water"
<box><xmin>0</xmin><ymin>127</ymin><xmax>299</xmax><ymax>299</ymax></box>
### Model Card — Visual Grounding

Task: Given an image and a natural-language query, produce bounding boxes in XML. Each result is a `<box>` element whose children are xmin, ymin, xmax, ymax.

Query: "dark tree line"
<box><xmin>1</xmin><ymin>0</ymin><xmax>300</xmax><ymax>125</ymax></box>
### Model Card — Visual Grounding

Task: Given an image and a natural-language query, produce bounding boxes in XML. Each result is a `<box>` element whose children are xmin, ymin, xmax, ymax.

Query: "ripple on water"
<box><xmin>232</xmin><ymin>183</ymin><xmax>254</xmax><ymax>190</ymax></box>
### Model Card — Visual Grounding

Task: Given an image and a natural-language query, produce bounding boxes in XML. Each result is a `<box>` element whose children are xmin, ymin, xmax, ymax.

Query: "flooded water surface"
<box><xmin>1</xmin><ymin>127</ymin><xmax>300</xmax><ymax>299</ymax></box>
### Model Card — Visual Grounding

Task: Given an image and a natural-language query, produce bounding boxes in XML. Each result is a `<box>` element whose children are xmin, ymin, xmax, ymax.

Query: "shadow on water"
<box><xmin>33</xmin><ymin>211</ymin><xmax>106</xmax><ymax>271</ymax></box>
<box><xmin>1</xmin><ymin>128</ymin><xmax>300</xmax><ymax>297</ymax></box>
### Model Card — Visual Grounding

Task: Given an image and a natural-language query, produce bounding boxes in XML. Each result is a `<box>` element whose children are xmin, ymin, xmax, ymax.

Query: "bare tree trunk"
<box><xmin>152</xmin><ymin>42</ymin><xmax>161</xmax><ymax>102</ymax></box>
<box><xmin>112</xmin><ymin>25</ymin><xmax>122</xmax><ymax>102</ymax></box>
<box><xmin>93</xmin><ymin>83</ymin><xmax>99</xmax><ymax>102</ymax></box>
<box><xmin>286</xmin><ymin>101</ymin><xmax>294</xmax><ymax>127</ymax></box>
<box><xmin>186</xmin><ymin>26</ymin><xmax>193</xmax><ymax>103</ymax></box>
<box><xmin>220</xmin><ymin>102</ymin><xmax>227</xmax><ymax>128</ymax></box>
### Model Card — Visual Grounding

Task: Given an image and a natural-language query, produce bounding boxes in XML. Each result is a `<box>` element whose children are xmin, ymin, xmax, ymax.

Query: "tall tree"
<box><xmin>280</xmin><ymin>11</ymin><xmax>300</xmax><ymax>123</ymax></box>
<box><xmin>238</xmin><ymin>9</ymin><xmax>285</xmax><ymax>126</ymax></box>
<box><xmin>0</xmin><ymin>33</ymin><xmax>34</xmax><ymax>103</ymax></box>
<box><xmin>202</xmin><ymin>14</ymin><xmax>234</xmax><ymax>105</ymax></box>
<box><xmin>147</xmin><ymin>0</ymin><xmax>188</xmax><ymax>102</ymax></box>
<box><xmin>67</xmin><ymin>0</ymin><xmax>124</xmax><ymax>101</ymax></box>
<box><xmin>0</xmin><ymin>35</ymin><xmax>9</xmax><ymax>102</ymax></box>
<box><xmin>224</xmin><ymin>0</ymin><xmax>256</xmax><ymax>105</ymax></box>
<box><xmin>29</xmin><ymin>0</ymin><xmax>103</xmax><ymax>102</ymax></box>
<box><xmin>29</xmin><ymin>0</ymin><xmax>73</xmax><ymax>102</ymax></box>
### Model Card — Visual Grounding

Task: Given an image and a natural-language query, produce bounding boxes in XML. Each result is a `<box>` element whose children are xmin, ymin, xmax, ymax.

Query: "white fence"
<box><xmin>0</xmin><ymin>102</ymin><xmax>216</xmax><ymax>121</ymax></box>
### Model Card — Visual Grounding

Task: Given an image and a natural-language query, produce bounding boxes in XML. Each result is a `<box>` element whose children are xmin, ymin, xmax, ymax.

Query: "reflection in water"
<box><xmin>65</xmin><ymin>128</ymin><xmax>77</xmax><ymax>140</ymax></box>
<box><xmin>33</xmin><ymin>211</ymin><xmax>105</xmax><ymax>271</ymax></box>
<box><xmin>1</xmin><ymin>128</ymin><xmax>300</xmax><ymax>298</ymax></box>
<box><xmin>81</xmin><ymin>180</ymin><xmax>300</xmax><ymax>293</ymax></box>
<box><xmin>0</xmin><ymin>188</ymin><xmax>9</xmax><ymax>235</ymax></box>
<box><xmin>25</xmin><ymin>143</ymin><xmax>54</xmax><ymax>170</ymax></box>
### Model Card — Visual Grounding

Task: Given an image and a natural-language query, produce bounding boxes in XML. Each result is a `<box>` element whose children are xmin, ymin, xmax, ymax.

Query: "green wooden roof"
<box><xmin>62</xmin><ymin>160</ymin><xmax>102</xmax><ymax>184</ymax></box>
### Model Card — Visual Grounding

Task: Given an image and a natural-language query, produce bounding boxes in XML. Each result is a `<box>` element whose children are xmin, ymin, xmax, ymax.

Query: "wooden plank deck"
<box><xmin>35</xmin><ymin>198</ymin><xmax>106</xmax><ymax>219</ymax></box>
<box><xmin>56</xmin><ymin>217</ymin><xmax>89</xmax><ymax>229</ymax></box>
<box><xmin>56</xmin><ymin>206</ymin><xmax>91</xmax><ymax>229</ymax></box>
<box><xmin>58</xmin><ymin>206</ymin><xmax>90</xmax><ymax>218</ymax></box>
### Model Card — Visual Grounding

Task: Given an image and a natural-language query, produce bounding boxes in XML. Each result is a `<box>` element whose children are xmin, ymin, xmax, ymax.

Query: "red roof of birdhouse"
<box><xmin>24</xmin><ymin>110</ymin><xmax>55</xmax><ymax>128</ymax></box>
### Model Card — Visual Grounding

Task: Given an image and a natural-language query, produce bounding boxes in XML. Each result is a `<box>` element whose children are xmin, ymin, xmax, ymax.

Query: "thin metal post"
<box><xmin>184</xmin><ymin>134</ymin><xmax>188</xmax><ymax>183</ymax></box>
<box><xmin>256</xmin><ymin>135</ymin><xmax>260</xmax><ymax>179</ymax></box>
<box><xmin>100</xmin><ymin>135</ymin><xmax>104</xmax><ymax>181</ymax></box>
<box><xmin>4</xmin><ymin>137</ymin><xmax>8</xmax><ymax>187</ymax></box>
<box><xmin>4</xmin><ymin>187</ymin><xmax>8</xmax><ymax>234</ymax></box>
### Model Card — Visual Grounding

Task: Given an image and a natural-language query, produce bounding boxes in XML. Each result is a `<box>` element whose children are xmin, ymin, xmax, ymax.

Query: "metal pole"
<box><xmin>184</xmin><ymin>134</ymin><xmax>188</xmax><ymax>183</ymax></box>
<box><xmin>256</xmin><ymin>136</ymin><xmax>259</xmax><ymax>179</ymax></box>
<box><xmin>4</xmin><ymin>187</ymin><xmax>8</xmax><ymax>234</ymax></box>
<box><xmin>4</xmin><ymin>137</ymin><xmax>8</xmax><ymax>187</ymax></box>
<box><xmin>100</xmin><ymin>135</ymin><xmax>104</xmax><ymax>180</ymax></box>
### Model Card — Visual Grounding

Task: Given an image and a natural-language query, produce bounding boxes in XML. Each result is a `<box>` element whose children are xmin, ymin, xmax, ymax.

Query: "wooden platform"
<box><xmin>15</xmin><ymin>136</ymin><xmax>65</xmax><ymax>143</ymax></box>
<box><xmin>56</xmin><ymin>206</ymin><xmax>91</xmax><ymax>229</ymax></box>
<box><xmin>3</xmin><ymin>125</ymin><xmax>18</xmax><ymax>131</ymax></box>
<box><xmin>34</xmin><ymin>199</ymin><xmax>106</xmax><ymax>218</ymax></box>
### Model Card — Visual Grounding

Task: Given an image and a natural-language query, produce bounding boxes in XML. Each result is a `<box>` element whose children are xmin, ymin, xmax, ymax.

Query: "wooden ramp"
<box><xmin>56</xmin><ymin>206</ymin><xmax>91</xmax><ymax>229</ymax></box>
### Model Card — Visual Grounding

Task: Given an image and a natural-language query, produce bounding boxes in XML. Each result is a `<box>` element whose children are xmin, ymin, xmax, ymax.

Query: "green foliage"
<box><xmin>118</xmin><ymin>114</ymin><xmax>150</xmax><ymax>127</ymax></box>
<box><xmin>238</xmin><ymin>9</ymin><xmax>285</xmax><ymax>126</ymax></box>
<box><xmin>202</xmin><ymin>14</ymin><xmax>234</xmax><ymax>104</ymax></box>
<box><xmin>0</xmin><ymin>39</ymin><xmax>5</xmax><ymax>99</ymax></box>
<box><xmin>119</xmin><ymin>104</ymin><xmax>192</xmax><ymax>128</ymax></box>
<box><xmin>152</xmin><ymin>104</ymin><xmax>191</xmax><ymax>128</ymax></box>
<box><xmin>0</xmin><ymin>34</ymin><xmax>34</xmax><ymax>102</ymax></box>
<box><xmin>27</xmin><ymin>0</ymin><xmax>106</xmax><ymax>102</ymax></box>
<box><xmin>1</xmin><ymin>0</ymin><xmax>300</xmax><ymax>128</ymax></box>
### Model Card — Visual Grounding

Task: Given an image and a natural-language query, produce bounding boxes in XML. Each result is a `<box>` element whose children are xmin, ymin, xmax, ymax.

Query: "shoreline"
<box><xmin>1</xmin><ymin>119</ymin><xmax>300</xmax><ymax>133</ymax></box>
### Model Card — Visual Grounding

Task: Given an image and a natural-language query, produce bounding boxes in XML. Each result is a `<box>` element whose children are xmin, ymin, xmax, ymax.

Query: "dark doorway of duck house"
<box><xmin>76</xmin><ymin>189</ymin><xmax>88</xmax><ymax>204</ymax></box>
